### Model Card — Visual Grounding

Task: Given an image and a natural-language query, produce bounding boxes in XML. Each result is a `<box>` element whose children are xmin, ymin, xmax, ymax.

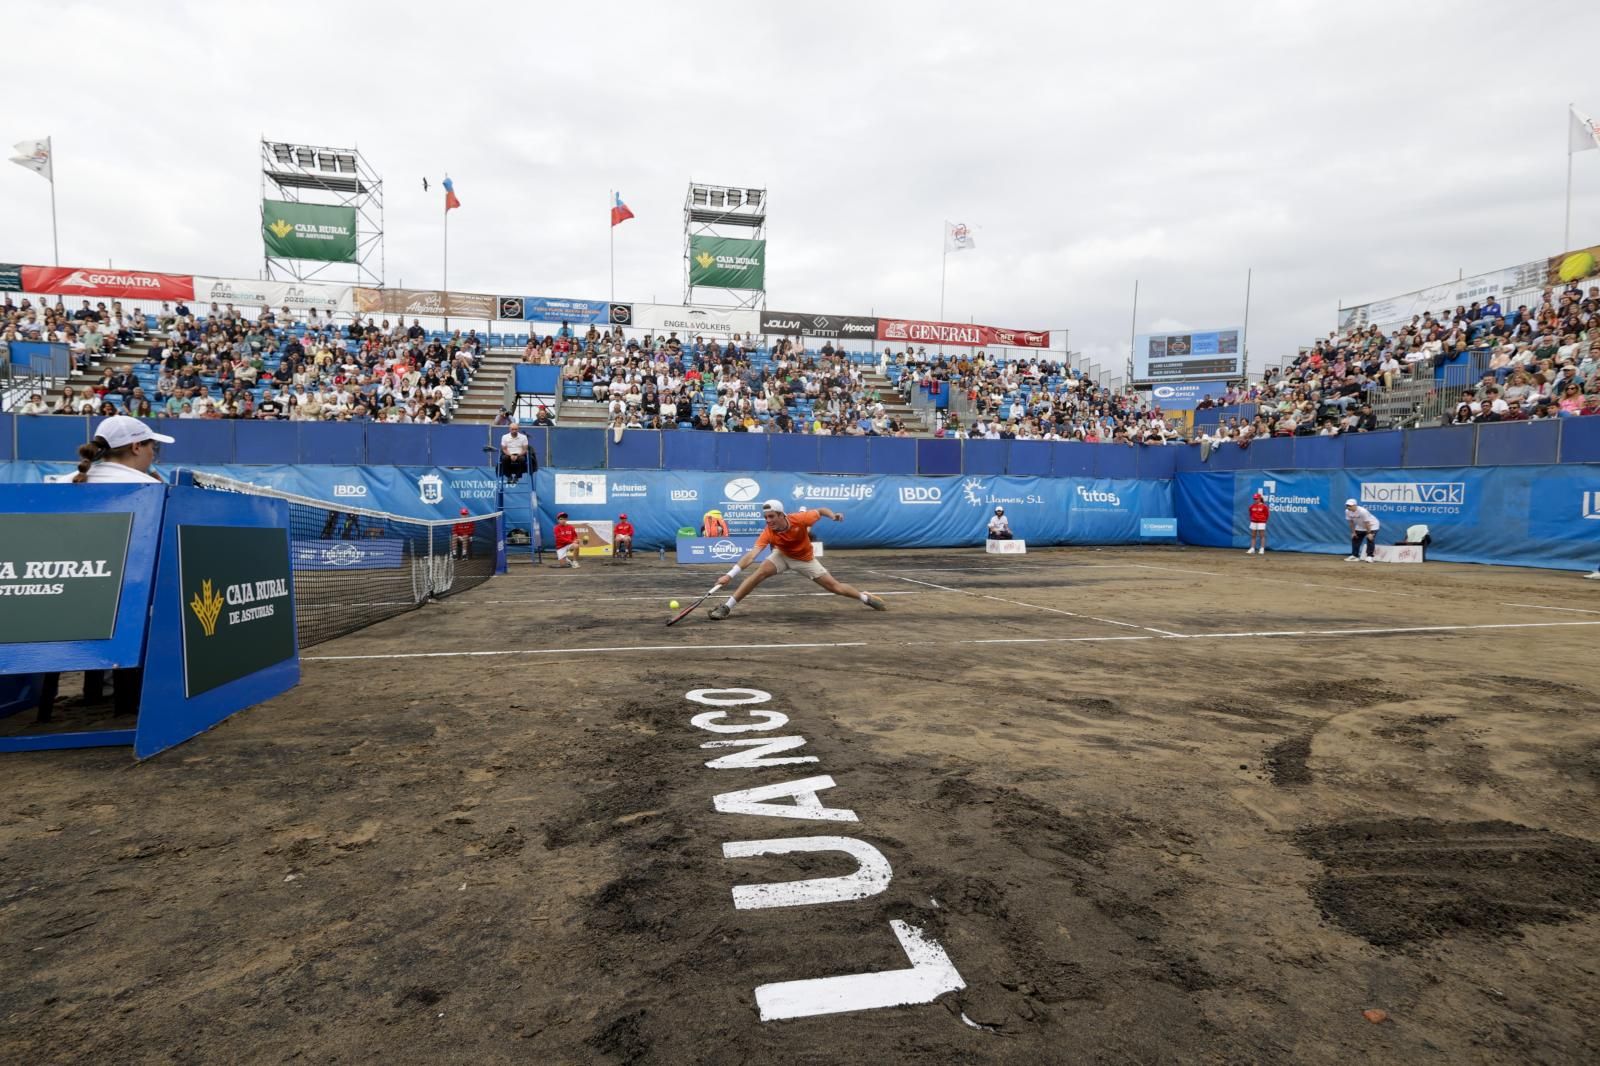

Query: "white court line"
<box><xmin>303</xmin><ymin>618</ymin><xmax>1600</xmax><ymax>662</ymax></box>
<box><xmin>466</xmin><ymin>590</ymin><xmax>925</xmax><ymax>606</ymax></box>
<box><xmin>1126</xmin><ymin>562</ymin><xmax>1382</xmax><ymax>596</ymax></box>
<box><xmin>870</xmin><ymin>570</ymin><xmax>1183</xmax><ymax>637</ymax></box>
<box><xmin>1501</xmin><ymin>601</ymin><xmax>1600</xmax><ymax>616</ymax></box>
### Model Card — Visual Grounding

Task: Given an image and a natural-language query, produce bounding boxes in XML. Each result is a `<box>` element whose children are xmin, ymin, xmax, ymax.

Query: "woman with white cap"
<box><xmin>71</xmin><ymin>414</ymin><xmax>175</xmax><ymax>484</ymax></box>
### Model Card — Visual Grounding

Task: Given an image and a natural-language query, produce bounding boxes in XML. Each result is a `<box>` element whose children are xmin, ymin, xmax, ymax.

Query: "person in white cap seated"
<box><xmin>1344</xmin><ymin>498</ymin><xmax>1380</xmax><ymax>561</ymax></box>
<box><xmin>708</xmin><ymin>499</ymin><xmax>886</xmax><ymax>619</ymax></box>
<box><xmin>71</xmin><ymin>414</ymin><xmax>174</xmax><ymax>483</ymax></box>
<box><xmin>987</xmin><ymin>505</ymin><xmax>1013</xmax><ymax>540</ymax></box>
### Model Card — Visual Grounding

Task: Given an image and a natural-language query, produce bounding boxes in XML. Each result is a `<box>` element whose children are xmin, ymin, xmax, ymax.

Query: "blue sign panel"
<box><xmin>1146</xmin><ymin>380</ymin><xmax>1229</xmax><ymax>410</ymax></box>
<box><xmin>522</xmin><ymin>297</ymin><xmax>610</xmax><ymax>324</ymax></box>
<box><xmin>1140</xmin><ymin>517</ymin><xmax>1178</xmax><ymax>538</ymax></box>
<box><xmin>291</xmin><ymin>538</ymin><xmax>405</xmax><ymax>570</ymax></box>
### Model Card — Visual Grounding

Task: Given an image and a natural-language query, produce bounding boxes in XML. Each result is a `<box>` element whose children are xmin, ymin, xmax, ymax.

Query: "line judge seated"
<box><xmin>987</xmin><ymin>505</ymin><xmax>1013</xmax><ymax>540</ymax></box>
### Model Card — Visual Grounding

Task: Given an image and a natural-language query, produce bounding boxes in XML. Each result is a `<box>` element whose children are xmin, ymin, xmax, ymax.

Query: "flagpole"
<box><xmin>1566</xmin><ymin>104</ymin><xmax>1574</xmax><ymax>251</ymax></box>
<box><xmin>1242</xmin><ymin>267</ymin><xmax>1253</xmax><ymax>381</ymax></box>
<box><xmin>609</xmin><ymin>189</ymin><xmax>615</xmax><ymax>303</ymax></box>
<box><xmin>47</xmin><ymin>135</ymin><xmax>58</xmax><ymax>265</ymax></box>
<box><xmin>442</xmin><ymin>186</ymin><xmax>450</xmax><ymax>332</ymax></box>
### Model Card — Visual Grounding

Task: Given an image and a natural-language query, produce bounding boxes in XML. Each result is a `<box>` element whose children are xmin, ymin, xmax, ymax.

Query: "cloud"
<box><xmin>4</xmin><ymin>0</ymin><xmax>1599</xmax><ymax>374</ymax></box>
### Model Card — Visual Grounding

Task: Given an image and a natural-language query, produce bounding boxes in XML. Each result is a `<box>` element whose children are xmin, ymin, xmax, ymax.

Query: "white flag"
<box><xmin>1570</xmin><ymin>106</ymin><xmax>1600</xmax><ymax>154</ymax></box>
<box><xmin>944</xmin><ymin>220</ymin><xmax>976</xmax><ymax>253</ymax></box>
<box><xmin>10</xmin><ymin>137</ymin><xmax>51</xmax><ymax>180</ymax></box>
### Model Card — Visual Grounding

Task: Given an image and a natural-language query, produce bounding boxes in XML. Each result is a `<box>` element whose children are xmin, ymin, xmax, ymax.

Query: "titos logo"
<box><xmin>898</xmin><ymin>486</ymin><xmax>942</xmax><ymax>505</ymax></box>
<box><xmin>724</xmin><ymin>478</ymin><xmax>761</xmax><ymax>502</ymax></box>
<box><xmin>710</xmin><ymin>540</ymin><xmax>743</xmax><ymax>561</ymax></box>
<box><xmin>333</xmin><ymin>484</ymin><xmax>367</xmax><ymax>497</ymax></box>
<box><xmin>1076</xmin><ymin>485</ymin><xmax>1123</xmax><ymax>506</ymax></box>
<box><xmin>670</xmin><ymin>488</ymin><xmax>699</xmax><ymax>502</ymax></box>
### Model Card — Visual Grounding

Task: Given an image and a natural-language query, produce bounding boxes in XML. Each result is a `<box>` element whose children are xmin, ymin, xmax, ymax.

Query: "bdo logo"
<box><xmin>898</xmin><ymin>486</ymin><xmax>942</xmax><ymax>505</ymax></box>
<box><xmin>724</xmin><ymin>478</ymin><xmax>761</xmax><ymax>502</ymax></box>
<box><xmin>333</xmin><ymin>484</ymin><xmax>367</xmax><ymax>497</ymax></box>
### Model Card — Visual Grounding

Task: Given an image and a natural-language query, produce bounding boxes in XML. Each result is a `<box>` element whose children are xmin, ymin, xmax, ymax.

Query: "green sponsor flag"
<box><xmin>0</xmin><ymin>513</ymin><xmax>132</xmax><ymax>644</ymax></box>
<box><xmin>179</xmin><ymin>525</ymin><xmax>297</xmax><ymax>697</ymax></box>
<box><xmin>690</xmin><ymin>236</ymin><xmax>766</xmax><ymax>290</ymax></box>
<box><xmin>262</xmin><ymin>199</ymin><xmax>358</xmax><ymax>263</ymax></box>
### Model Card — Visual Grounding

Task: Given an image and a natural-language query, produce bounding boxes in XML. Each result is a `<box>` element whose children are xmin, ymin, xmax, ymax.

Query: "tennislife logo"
<box><xmin>793</xmin><ymin>483</ymin><xmax>875</xmax><ymax>501</ymax></box>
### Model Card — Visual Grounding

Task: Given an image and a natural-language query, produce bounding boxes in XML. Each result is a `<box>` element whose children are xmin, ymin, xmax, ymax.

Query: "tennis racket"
<box><xmin>665</xmin><ymin>581</ymin><xmax>725</xmax><ymax>626</ymax></box>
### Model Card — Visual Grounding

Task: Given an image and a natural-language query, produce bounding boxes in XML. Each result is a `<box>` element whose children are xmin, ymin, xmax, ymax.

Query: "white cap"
<box><xmin>762</xmin><ymin>499</ymin><xmax>785</xmax><ymax>512</ymax></box>
<box><xmin>95</xmin><ymin>415</ymin><xmax>174</xmax><ymax>449</ymax></box>
<box><xmin>1344</xmin><ymin>498</ymin><xmax>1357</xmax><ymax>507</ymax></box>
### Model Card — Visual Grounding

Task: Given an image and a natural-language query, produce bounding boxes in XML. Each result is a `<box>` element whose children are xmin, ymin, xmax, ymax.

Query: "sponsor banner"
<box><xmin>262</xmin><ymin>199</ymin><xmax>358</xmax><ymax>263</ymax></box>
<box><xmin>191</xmin><ymin>276</ymin><xmax>354</xmax><ymax>314</ymax></box>
<box><xmin>165</xmin><ymin>464</ymin><xmax>499</xmax><ymax>521</ymax></box>
<box><xmin>1145</xmin><ymin>380</ymin><xmax>1230</xmax><ymax>410</ymax></box>
<box><xmin>985</xmin><ymin>538</ymin><xmax>1026</xmax><ymax>554</ymax></box>
<box><xmin>1140</xmin><ymin>517</ymin><xmax>1179</xmax><ymax>538</ymax></box>
<box><xmin>630</xmin><ymin>302</ymin><xmax>760</xmax><ymax>338</ymax></box>
<box><xmin>0</xmin><ymin>263</ymin><xmax>20</xmax><ymax>292</ymax></box>
<box><xmin>609</xmin><ymin>302</ymin><xmax>633</xmax><ymax>326</ymax></box>
<box><xmin>291</xmin><ymin>538</ymin><xmax>405</xmax><ymax>570</ymax></box>
<box><xmin>875</xmin><ymin>317</ymin><xmax>1051</xmax><ymax>349</ymax></box>
<box><xmin>21</xmin><ymin>265</ymin><xmax>195</xmax><ymax>300</ymax></box>
<box><xmin>1337</xmin><ymin>261</ymin><xmax>1546</xmax><ymax>334</ymax></box>
<box><xmin>512</xmin><ymin>296</ymin><xmax>611</xmax><ymax>324</ymax></box>
<box><xmin>179</xmin><ymin>524</ymin><xmax>296</xmax><ymax>698</ymax></box>
<box><xmin>353</xmin><ymin>288</ymin><xmax>497</xmax><ymax>319</ymax></box>
<box><xmin>759</xmin><ymin>310</ymin><xmax>879</xmax><ymax>341</ymax></box>
<box><xmin>1132</xmin><ymin>328</ymin><xmax>1243</xmax><ymax>383</ymax></box>
<box><xmin>0</xmin><ymin>512</ymin><xmax>132</xmax><ymax>643</ymax></box>
<box><xmin>533</xmin><ymin>469</ymin><xmax>1170</xmax><ymax>549</ymax></box>
<box><xmin>689</xmin><ymin>235</ymin><xmax>766</xmax><ymax>290</ymax></box>
<box><xmin>1549</xmin><ymin>244</ymin><xmax>1600</xmax><ymax>288</ymax></box>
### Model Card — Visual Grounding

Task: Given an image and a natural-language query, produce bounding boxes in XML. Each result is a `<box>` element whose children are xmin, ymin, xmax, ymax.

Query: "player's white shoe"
<box><xmin>1344</xmin><ymin>555</ymin><xmax>1359</xmax><ymax>562</ymax></box>
<box><xmin>1585</xmin><ymin>571</ymin><xmax>1600</xmax><ymax>580</ymax></box>
<box><xmin>1245</xmin><ymin>547</ymin><xmax>1255</xmax><ymax>554</ymax></box>
<box><xmin>1260</xmin><ymin>547</ymin><xmax>1268</xmax><ymax>553</ymax></box>
<box><xmin>1363</xmin><ymin>556</ymin><xmax>1375</xmax><ymax>563</ymax></box>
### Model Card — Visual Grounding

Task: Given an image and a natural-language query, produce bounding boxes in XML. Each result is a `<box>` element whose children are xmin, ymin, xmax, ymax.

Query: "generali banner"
<box><xmin>192</xmin><ymin>276</ymin><xmax>354</xmax><ymax>313</ymax></box>
<box><xmin>21</xmin><ymin>265</ymin><xmax>195</xmax><ymax>301</ymax></box>
<box><xmin>876</xmin><ymin>317</ymin><xmax>1050</xmax><ymax>349</ymax></box>
<box><xmin>353</xmin><ymin>288</ymin><xmax>496</xmax><ymax>318</ymax></box>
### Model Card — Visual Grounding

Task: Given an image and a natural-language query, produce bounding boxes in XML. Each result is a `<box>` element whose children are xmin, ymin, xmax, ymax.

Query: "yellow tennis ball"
<box><xmin>1558</xmin><ymin>251</ymin><xmax>1596</xmax><ymax>283</ymax></box>
<box><xmin>669</xmin><ymin>600</ymin><xmax>680</xmax><ymax>609</ymax></box>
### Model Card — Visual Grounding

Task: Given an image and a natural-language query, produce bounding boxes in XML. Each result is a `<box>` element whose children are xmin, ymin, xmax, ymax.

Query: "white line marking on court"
<box><xmin>1500</xmin><ymin>602</ymin><xmax>1600</xmax><ymax>615</ymax></box>
<box><xmin>1127</xmin><ymin>562</ymin><xmax>1381</xmax><ymax>595</ymax></box>
<box><xmin>466</xmin><ymin>591</ymin><xmax>925</xmax><ymax>606</ymax></box>
<box><xmin>870</xmin><ymin>570</ymin><xmax>1183</xmax><ymax>637</ymax></box>
<box><xmin>303</xmin><ymin>619</ymin><xmax>1600</xmax><ymax>663</ymax></box>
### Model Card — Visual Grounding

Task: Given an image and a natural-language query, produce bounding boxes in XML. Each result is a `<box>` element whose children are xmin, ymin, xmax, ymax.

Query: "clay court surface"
<box><xmin>5</xmin><ymin>546</ymin><xmax>1600</xmax><ymax>1064</ymax></box>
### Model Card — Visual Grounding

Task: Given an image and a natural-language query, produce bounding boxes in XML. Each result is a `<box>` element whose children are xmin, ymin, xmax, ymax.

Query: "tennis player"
<box><xmin>708</xmin><ymin>499</ymin><xmax>887</xmax><ymax>619</ymax></box>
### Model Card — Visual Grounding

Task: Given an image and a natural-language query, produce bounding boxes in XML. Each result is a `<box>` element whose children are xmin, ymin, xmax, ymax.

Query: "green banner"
<box><xmin>0</xmin><ymin>513</ymin><xmax>132</xmax><ymax>644</ymax></box>
<box><xmin>262</xmin><ymin>199</ymin><xmax>358</xmax><ymax>263</ymax></box>
<box><xmin>179</xmin><ymin>524</ymin><xmax>296</xmax><ymax>698</ymax></box>
<box><xmin>690</xmin><ymin>236</ymin><xmax>766</xmax><ymax>290</ymax></box>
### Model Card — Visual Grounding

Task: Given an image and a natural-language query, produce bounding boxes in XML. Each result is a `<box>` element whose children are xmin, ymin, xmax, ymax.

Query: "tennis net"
<box><xmin>186</xmin><ymin>471</ymin><xmax>502</xmax><ymax>648</ymax></box>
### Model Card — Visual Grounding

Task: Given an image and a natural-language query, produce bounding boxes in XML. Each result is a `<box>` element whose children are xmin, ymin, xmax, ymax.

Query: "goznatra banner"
<box><xmin>261</xmin><ymin>199</ymin><xmax>358</xmax><ymax>263</ymax></box>
<box><xmin>875</xmin><ymin>317</ymin><xmax>1050</xmax><ymax>348</ymax></box>
<box><xmin>20</xmin><ymin>265</ymin><xmax>195</xmax><ymax>301</ymax></box>
<box><xmin>191</xmin><ymin>276</ymin><xmax>354</xmax><ymax>314</ymax></box>
<box><xmin>689</xmin><ymin>236</ymin><xmax>765</xmax><ymax>290</ymax></box>
<box><xmin>353</xmin><ymin>288</ymin><xmax>496</xmax><ymax>319</ymax></box>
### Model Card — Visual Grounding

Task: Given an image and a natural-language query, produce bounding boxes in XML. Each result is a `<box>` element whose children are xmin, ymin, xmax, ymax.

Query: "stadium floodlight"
<box><xmin>724</xmin><ymin>188</ymin><xmax>741</xmax><ymax>207</ymax></box>
<box><xmin>335</xmin><ymin>154</ymin><xmax>357</xmax><ymax>173</ymax></box>
<box><xmin>692</xmin><ymin>187</ymin><xmax>709</xmax><ymax>207</ymax></box>
<box><xmin>318</xmin><ymin>153</ymin><xmax>338</xmax><ymax>172</ymax></box>
<box><xmin>746</xmin><ymin>189</ymin><xmax>762</xmax><ymax>206</ymax></box>
<box><xmin>709</xmin><ymin>190</ymin><xmax>725</xmax><ymax>208</ymax></box>
<box><xmin>272</xmin><ymin>143</ymin><xmax>294</xmax><ymax>165</ymax></box>
<box><xmin>294</xmin><ymin>147</ymin><xmax>315</xmax><ymax>167</ymax></box>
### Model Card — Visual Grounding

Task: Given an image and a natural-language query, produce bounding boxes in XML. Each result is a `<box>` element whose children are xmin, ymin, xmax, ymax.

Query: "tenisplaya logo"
<box><xmin>710</xmin><ymin>540</ymin><xmax>743</xmax><ymax>562</ymax></box>
<box><xmin>333</xmin><ymin>484</ymin><xmax>367</xmax><ymax>497</ymax></box>
<box><xmin>321</xmin><ymin>543</ymin><xmax>364</xmax><ymax>567</ymax></box>
<box><xmin>555</xmin><ymin>474</ymin><xmax>606</xmax><ymax>505</ymax></box>
<box><xmin>724</xmin><ymin>478</ymin><xmax>762</xmax><ymax>502</ymax></box>
<box><xmin>417</xmin><ymin>474</ymin><xmax>444</xmax><ymax>505</ymax></box>
<box><xmin>1359</xmin><ymin>481</ymin><xmax>1466</xmax><ymax>514</ymax></box>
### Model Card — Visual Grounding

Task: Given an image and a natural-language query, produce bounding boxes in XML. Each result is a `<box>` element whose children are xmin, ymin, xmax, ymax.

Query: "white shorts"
<box><xmin>766</xmin><ymin>553</ymin><xmax>829</xmax><ymax>581</ymax></box>
<box><xmin>556</xmin><ymin>543</ymin><xmax>576</xmax><ymax>560</ymax></box>
<box><xmin>1249</xmin><ymin>522</ymin><xmax>1267</xmax><ymax>532</ymax></box>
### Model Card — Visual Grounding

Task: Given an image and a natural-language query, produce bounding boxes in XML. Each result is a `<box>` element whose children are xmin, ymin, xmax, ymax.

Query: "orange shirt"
<box><xmin>756</xmin><ymin>511</ymin><xmax>821</xmax><ymax>562</ymax></box>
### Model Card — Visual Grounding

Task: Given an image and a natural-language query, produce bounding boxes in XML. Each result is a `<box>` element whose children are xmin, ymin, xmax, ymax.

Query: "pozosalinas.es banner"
<box><xmin>192</xmin><ymin>276</ymin><xmax>354</xmax><ymax>314</ymax></box>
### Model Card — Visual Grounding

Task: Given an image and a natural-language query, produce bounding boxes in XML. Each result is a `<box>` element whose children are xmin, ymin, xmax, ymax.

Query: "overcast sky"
<box><xmin>6</xmin><ymin>0</ymin><xmax>1600</xmax><ymax>372</ymax></box>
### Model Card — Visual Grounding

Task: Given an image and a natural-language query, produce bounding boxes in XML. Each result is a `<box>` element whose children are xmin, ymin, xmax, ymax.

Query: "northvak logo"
<box><xmin>189</xmin><ymin>579</ymin><xmax>224</xmax><ymax>637</ymax></box>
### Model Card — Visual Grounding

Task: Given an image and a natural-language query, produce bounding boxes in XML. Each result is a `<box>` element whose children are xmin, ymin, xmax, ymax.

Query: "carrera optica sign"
<box><xmin>22</xmin><ymin>265</ymin><xmax>195</xmax><ymax>300</ymax></box>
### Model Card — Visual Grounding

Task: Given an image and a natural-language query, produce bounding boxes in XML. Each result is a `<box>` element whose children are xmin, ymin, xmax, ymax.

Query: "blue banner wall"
<box><xmin>533</xmin><ymin>469</ymin><xmax>1173</xmax><ymax>551</ymax></box>
<box><xmin>1174</xmin><ymin>465</ymin><xmax>1600</xmax><ymax>571</ymax></box>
